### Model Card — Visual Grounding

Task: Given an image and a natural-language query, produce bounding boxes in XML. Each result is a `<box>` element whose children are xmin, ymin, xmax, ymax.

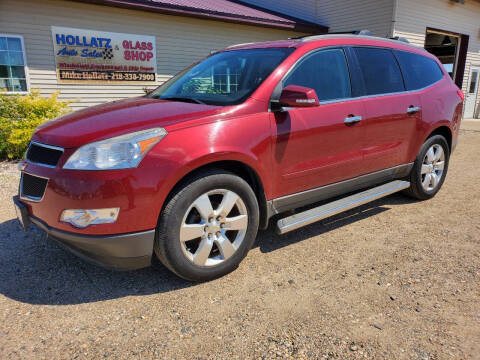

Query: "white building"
<box><xmin>1</xmin><ymin>0</ymin><xmax>479</xmax><ymax>118</ymax></box>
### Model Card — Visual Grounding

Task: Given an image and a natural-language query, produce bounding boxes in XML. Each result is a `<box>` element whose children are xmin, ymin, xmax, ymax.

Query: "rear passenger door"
<box><xmin>352</xmin><ymin>47</ymin><xmax>421</xmax><ymax>173</ymax></box>
<box><xmin>394</xmin><ymin>49</ymin><xmax>447</xmax><ymax>154</ymax></box>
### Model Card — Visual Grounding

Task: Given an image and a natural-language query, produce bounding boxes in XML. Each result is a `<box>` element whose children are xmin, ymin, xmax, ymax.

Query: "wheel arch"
<box><xmin>161</xmin><ymin>159</ymin><xmax>271</xmax><ymax>230</ymax></box>
<box><xmin>426</xmin><ymin>125</ymin><xmax>452</xmax><ymax>152</ymax></box>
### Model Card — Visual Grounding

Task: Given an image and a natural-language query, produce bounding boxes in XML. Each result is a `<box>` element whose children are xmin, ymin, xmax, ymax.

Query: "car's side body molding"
<box><xmin>268</xmin><ymin>163</ymin><xmax>413</xmax><ymax>216</ymax></box>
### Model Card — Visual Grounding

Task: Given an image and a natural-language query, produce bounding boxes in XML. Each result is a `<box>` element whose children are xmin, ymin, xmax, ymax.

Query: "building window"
<box><xmin>0</xmin><ymin>35</ymin><xmax>28</xmax><ymax>93</ymax></box>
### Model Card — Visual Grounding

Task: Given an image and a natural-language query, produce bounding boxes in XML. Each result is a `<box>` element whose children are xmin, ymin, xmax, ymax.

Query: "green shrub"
<box><xmin>0</xmin><ymin>90</ymin><xmax>72</xmax><ymax>159</ymax></box>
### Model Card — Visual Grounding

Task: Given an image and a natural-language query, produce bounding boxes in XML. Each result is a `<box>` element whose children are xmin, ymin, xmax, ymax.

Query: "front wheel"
<box><xmin>404</xmin><ymin>135</ymin><xmax>450</xmax><ymax>200</ymax></box>
<box><xmin>154</xmin><ymin>170</ymin><xmax>259</xmax><ymax>281</ymax></box>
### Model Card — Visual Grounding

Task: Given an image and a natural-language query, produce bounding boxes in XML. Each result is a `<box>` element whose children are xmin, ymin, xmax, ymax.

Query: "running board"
<box><xmin>276</xmin><ymin>180</ymin><xmax>410</xmax><ymax>235</ymax></box>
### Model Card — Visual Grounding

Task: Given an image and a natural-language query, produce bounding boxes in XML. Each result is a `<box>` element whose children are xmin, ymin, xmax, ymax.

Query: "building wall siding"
<box><xmin>0</xmin><ymin>0</ymin><xmax>307</xmax><ymax>109</ymax></box>
<box><xmin>393</xmin><ymin>0</ymin><xmax>480</xmax><ymax>117</ymax></box>
<box><xmin>314</xmin><ymin>0</ymin><xmax>394</xmax><ymax>38</ymax></box>
<box><xmin>246</xmin><ymin>0</ymin><xmax>395</xmax><ymax>37</ymax></box>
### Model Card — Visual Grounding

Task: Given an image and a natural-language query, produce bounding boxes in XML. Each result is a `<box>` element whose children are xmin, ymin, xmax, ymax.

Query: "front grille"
<box><xmin>21</xmin><ymin>173</ymin><xmax>48</xmax><ymax>201</ymax></box>
<box><xmin>26</xmin><ymin>142</ymin><xmax>63</xmax><ymax>167</ymax></box>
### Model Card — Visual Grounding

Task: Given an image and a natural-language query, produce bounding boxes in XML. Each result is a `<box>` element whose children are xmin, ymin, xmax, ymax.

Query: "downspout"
<box><xmin>391</xmin><ymin>0</ymin><xmax>398</xmax><ymax>37</ymax></box>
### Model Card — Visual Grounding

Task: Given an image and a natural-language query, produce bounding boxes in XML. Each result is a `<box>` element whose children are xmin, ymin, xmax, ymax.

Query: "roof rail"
<box><xmin>292</xmin><ymin>30</ymin><xmax>410</xmax><ymax>45</ymax></box>
<box><xmin>294</xmin><ymin>32</ymin><xmax>419</xmax><ymax>48</ymax></box>
<box><xmin>226</xmin><ymin>42</ymin><xmax>255</xmax><ymax>49</ymax></box>
<box><xmin>290</xmin><ymin>29</ymin><xmax>372</xmax><ymax>40</ymax></box>
<box><xmin>327</xmin><ymin>29</ymin><xmax>372</xmax><ymax>36</ymax></box>
<box><xmin>390</xmin><ymin>36</ymin><xmax>410</xmax><ymax>44</ymax></box>
<box><xmin>354</xmin><ymin>30</ymin><xmax>372</xmax><ymax>36</ymax></box>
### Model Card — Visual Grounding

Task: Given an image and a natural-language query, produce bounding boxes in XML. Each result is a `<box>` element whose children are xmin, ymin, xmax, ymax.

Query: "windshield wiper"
<box><xmin>158</xmin><ymin>96</ymin><xmax>205</xmax><ymax>105</ymax></box>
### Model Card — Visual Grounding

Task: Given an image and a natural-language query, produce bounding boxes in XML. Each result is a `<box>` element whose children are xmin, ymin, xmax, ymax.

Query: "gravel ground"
<box><xmin>1</xmin><ymin>129</ymin><xmax>479</xmax><ymax>359</ymax></box>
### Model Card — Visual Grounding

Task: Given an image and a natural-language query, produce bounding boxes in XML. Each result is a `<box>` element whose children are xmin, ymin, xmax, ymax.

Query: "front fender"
<box><xmin>144</xmin><ymin>112</ymin><xmax>273</xmax><ymax>221</ymax></box>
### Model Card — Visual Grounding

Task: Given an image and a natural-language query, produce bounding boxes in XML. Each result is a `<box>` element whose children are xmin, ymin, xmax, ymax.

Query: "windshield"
<box><xmin>148</xmin><ymin>48</ymin><xmax>294</xmax><ymax>106</ymax></box>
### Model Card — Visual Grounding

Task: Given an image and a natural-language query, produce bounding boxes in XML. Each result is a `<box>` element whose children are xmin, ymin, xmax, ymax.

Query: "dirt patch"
<box><xmin>0</xmin><ymin>131</ymin><xmax>479</xmax><ymax>359</ymax></box>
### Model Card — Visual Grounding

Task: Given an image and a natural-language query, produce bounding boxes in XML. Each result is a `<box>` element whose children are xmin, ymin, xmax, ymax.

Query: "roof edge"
<box><xmin>229</xmin><ymin>0</ymin><xmax>328</xmax><ymax>33</ymax></box>
<box><xmin>68</xmin><ymin>0</ymin><xmax>328</xmax><ymax>33</ymax></box>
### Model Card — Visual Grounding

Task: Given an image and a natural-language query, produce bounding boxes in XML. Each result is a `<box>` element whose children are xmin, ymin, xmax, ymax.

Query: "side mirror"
<box><xmin>278</xmin><ymin>85</ymin><xmax>320</xmax><ymax>108</ymax></box>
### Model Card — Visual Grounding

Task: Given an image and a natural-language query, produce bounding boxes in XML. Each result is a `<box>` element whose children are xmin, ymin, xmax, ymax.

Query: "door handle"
<box><xmin>344</xmin><ymin>115</ymin><xmax>362</xmax><ymax>125</ymax></box>
<box><xmin>407</xmin><ymin>106</ymin><xmax>420</xmax><ymax>114</ymax></box>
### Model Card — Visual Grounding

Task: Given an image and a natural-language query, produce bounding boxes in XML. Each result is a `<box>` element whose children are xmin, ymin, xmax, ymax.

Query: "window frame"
<box><xmin>467</xmin><ymin>66</ymin><xmax>480</xmax><ymax>95</ymax></box>
<box><xmin>271</xmin><ymin>46</ymin><xmax>360</xmax><ymax>107</ymax></box>
<box><xmin>351</xmin><ymin>46</ymin><xmax>406</xmax><ymax>97</ymax></box>
<box><xmin>0</xmin><ymin>34</ymin><xmax>30</xmax><ymax>94</ymax></box>
<box><xmin>281</xmin><ymin>47</ymin><xmax>354</xmax><ymax>103</ymax></box>
<box><xmin>270</xmin><ymin>45</ymin><xmax>447</xmax><ymax>110</ymax></box>
<box><xmin>393</xmin><ymin>49</ymin><xmax>446</xmax><ymax>92</ymax></box>
<box><xmin>348</xmin><ymin>45</ymin><xmax>446</xmax><ymax>98</ymax></box>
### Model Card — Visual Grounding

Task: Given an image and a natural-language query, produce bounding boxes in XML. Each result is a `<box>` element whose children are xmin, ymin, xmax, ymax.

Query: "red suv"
<box><xmin>14</xmin><ymin>35</ymin><xmax>463</xmax><ymax>281</ymax></box>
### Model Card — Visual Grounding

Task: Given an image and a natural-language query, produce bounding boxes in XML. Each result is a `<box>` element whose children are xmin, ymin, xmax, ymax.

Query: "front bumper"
<box><xmin>13</xmin><ymin>196</ymin><xmax>155</xmax><ymax>270</ymax></box>
<box><xmin>18</xmin><ymin>158</ymin><xmax>173</xmax><ymax>236</ymax></box>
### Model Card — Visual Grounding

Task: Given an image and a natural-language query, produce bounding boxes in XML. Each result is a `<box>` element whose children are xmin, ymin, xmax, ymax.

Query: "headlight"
<box><xmin>63</xmin><ymin>128</ymin><xmax>167</xmax><ymax>170</ymax></box>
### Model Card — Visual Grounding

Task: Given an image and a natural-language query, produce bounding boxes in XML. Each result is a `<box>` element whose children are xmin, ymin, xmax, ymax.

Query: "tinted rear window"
<box><xmin>394</xmin><ymin>50</ymin><xmax>444</xmax><ymax>90</ymax></box>
<box><xmin>354</xmin><ymin>47</ymin><xmax>405</xmax><ymax>96</ymax></box>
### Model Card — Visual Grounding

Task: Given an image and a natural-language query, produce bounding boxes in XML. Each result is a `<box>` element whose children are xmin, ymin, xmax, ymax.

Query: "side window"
<box><xmin>283</xmin><ymin>48</ymin><xmax>351</xmax><ymax>102</ymax></box>
<box><xmin>354</xmin><ymin>47</ymin><xmax>405</xmax><ymax>95</ymax></box>
<box><xmin>0</xmin><ymin>35</ymin><xmax>28</xmax><ymax>93</ymax></box>
<box><xmin>394</xmin><ymin>50</ymin><xmax>444</xmax><ymax>90</ymax></box>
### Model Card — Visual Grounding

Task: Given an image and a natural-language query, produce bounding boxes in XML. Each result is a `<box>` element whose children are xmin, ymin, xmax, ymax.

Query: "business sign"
<box><xmin>51</xmin><ymin>26</ymin><xmax>156</xmax><ymax>83</ymax></box>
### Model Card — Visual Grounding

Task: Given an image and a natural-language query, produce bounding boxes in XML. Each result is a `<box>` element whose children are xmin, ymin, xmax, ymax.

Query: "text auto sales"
<box><xmin>55</xmin><ymin>33</ymin><xmax>154</xmax><ymax>61</ymax></box>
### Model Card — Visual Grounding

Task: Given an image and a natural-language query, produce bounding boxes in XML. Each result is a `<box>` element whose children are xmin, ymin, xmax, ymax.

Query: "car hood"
<box><xmin>32</xmin><ymin>97</ymin><xmax>224</xmax><ymax>148</ymax></box>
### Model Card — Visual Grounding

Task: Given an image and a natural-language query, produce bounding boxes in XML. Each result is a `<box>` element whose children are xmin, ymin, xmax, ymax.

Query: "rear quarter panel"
<box><xmin>410</xmin><ymin>77</ymin><xmax>462</xmax><ymax>160</ymax></box>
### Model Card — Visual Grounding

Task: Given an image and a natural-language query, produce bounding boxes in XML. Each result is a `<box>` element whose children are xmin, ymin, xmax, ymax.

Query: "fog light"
<box><xmin>60</xmin><ymin>208</ymin><xmax>119</xmax><ymax>228</ymax></box>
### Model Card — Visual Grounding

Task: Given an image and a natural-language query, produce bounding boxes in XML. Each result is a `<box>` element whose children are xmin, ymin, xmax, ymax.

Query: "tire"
<box><xmin>154</xmin><ymin>169</ymin><xmax>259</xmax><ymax>281</ymax></box>
<box><xmin>404</xmin><ymin>135</ymin><xmax>450</xmax><ymax>200</ymax></box>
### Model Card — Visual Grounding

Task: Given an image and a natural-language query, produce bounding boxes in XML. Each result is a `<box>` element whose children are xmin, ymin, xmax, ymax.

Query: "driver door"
<box><xmin>270</xmin><ymin>48</ymin><xmax>366</xmax><ymax>199</ymax></box>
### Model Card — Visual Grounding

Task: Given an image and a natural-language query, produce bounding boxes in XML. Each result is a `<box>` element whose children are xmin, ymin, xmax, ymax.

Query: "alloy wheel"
<box><xmin>421</xmin><ymin>144</ymin><xmax>445</xmax><ymax>191</ymax></box>
<box><xmin>179</xmin><ymin>189</ymin><xmax>248</xmax><ymax>267</ymax></box>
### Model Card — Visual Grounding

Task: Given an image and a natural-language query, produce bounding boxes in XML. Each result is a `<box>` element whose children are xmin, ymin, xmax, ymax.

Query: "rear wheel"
<box><xmin>154</xmin><ymin>170</ymin><xmax>259</xmax><ymax>281</ymax></box>
<box><xmin>404</xmin><ymin>135</ymin><xmax>450</xmax><ymax>200</ymax></box>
